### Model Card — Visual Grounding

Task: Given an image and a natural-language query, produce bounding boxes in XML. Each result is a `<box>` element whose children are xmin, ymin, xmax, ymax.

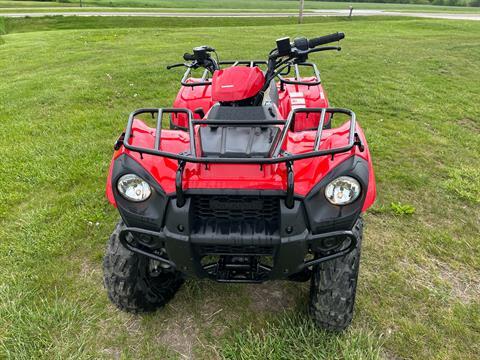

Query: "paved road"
<box><xmin>0</xmin><ymin>9</ymin><xmax>479</xmax><ymax>21</ymax></box>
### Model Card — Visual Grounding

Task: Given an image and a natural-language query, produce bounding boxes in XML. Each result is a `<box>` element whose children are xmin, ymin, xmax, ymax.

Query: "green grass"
<box><xmin>0</xmin><ymin>0</ymin><xmax>77</xmax><ymax>7</ymax></box>
<box><xmin>0</xmin><ymin>15</ymin><xmax>384</xmax><ymax>33</ymax></box>
<box><xmin>0</xmin><ymin>15</ymin><xmax>479</xmax><ymax>359</ymax></box>
<box><xmin>444</xmin><ymin>165</ymin><xmax>480</xmax><ymax>203</ymax></box>
<box><xmin>0</xmin><ymin>7</ymin><xmax>310</xmax><ymax>13</ymax></box>
<box><xmin>45</xmin><ymin>0</ymin><xmax>480</xmax><ymax>11</ymax></box>
<box><xmin>1</xmin><ymin>0</ymin><xmax>480</xmax><ymax>13</ymax></box>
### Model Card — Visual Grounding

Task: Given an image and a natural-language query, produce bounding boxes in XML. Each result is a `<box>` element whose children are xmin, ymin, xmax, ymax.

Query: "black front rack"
<box><xmin>124</xmin><ymin>107</ymin><xmax>358</xmax><ymax>164</ymax></box>
<box><xmin>122</xmin><ymin>107</ymin><xmax>362</xmax><ymax>208</ymax></box>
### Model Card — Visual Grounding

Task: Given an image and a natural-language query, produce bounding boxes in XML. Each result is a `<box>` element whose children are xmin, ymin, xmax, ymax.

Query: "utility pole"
<box><xmin>298</xmin><ymin>0</ymin><xmax>304</xmax><ymax>24</ymax></box>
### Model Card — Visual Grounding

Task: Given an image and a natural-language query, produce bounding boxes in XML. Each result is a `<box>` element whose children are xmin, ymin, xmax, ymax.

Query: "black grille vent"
<box><xmin>192</xmin><ymin>195</ymin><xmax>279</xmax><ymax>222</ymax></box>
<box><xmin>191</xmin><ymin>195</ymin><xmax>280</xmax><ymax>238</ymax></box>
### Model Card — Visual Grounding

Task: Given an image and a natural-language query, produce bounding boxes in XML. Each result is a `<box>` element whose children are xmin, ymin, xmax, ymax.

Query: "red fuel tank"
<box><xmin>211</xmin><ymin>66</ymin><xmax>265</xmax><ymax>102</ymax></box>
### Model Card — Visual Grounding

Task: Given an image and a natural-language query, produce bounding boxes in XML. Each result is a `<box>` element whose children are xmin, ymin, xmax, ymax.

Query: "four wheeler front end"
<box><xmin>103</xmin><ymin>33</ymin><xmax>376</xmax><ymax>331</ymax></box>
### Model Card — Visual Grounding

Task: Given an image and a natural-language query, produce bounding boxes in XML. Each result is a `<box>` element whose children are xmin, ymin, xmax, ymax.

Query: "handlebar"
<box><xmin>167</xmin><ymin>33</ymin><xmax>345</xmax><ymax>102</ymax></box>
<box><xmin>269</xmin><ymin>32</ymin><xmax>345</xmax><ymax>61</ymax></box>
<box><xmin>308</xmin><ymin>32</ymin><xmax>345</xmax><ymax>49</ymax></box>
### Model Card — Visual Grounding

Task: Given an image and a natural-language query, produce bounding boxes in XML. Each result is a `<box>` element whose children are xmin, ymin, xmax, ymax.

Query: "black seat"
<box><xmin>206</xmin><ymin>105</ymin><xmax>278</xmax><ymax>121</ymax></box>
<box><xmin>201</xmin><ymin>105</ymin><xmax>281</xmax><ymax>158</ymax></box>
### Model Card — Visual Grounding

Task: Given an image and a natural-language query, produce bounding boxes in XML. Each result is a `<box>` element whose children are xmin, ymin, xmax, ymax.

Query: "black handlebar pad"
<box><xmin>183</xmin><ymin>53</ymin><xmax>196</xmax><ymax>61</ymax></box>
<box><xmin>308</xmin><ymin>32</ymin><xmax>345</xmax><ymax>49</ymax></box>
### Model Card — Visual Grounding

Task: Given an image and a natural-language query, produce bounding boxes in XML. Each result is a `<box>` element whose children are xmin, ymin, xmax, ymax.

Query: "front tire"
<box><xmin>103</xmin><ymin>221</ymin><xmax>184</xmax><ymax>312</ymax></box>
<box><xmin>309</xmin><ymin>218</ymin><xmax>363</xmax><ymax>331</ymax></box>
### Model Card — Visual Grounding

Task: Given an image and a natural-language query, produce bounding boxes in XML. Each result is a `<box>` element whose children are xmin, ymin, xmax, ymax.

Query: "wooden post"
<box><xmin>298</xmin><ymin>0</ymin><xmax>305</xmax><ymax>24</ymax></box>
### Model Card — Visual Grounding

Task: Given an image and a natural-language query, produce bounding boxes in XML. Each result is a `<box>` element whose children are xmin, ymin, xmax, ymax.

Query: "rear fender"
<box><xmin>171</xmin><ymin>79</ymin><xmax>214</xmax><ymax>128</ymax></box>
<box><xmin>277</xmin><ymin>78</ymin><xmax>331</xmax><ymax>131</ymax></box>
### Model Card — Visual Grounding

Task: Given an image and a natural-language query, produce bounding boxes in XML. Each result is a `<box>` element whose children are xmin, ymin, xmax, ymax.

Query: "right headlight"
<box><xmin>117</xmin><ymin>174</ymin><xmax>152</xmax><ymax>202</ymax></box>
<box><xmin>325</xmin><ymin>176</ymin><xmax>361</xmax><ymax>205</ymax></box>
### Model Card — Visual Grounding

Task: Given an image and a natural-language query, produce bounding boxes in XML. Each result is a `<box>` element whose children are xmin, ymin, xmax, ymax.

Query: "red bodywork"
<box><xmin>107</xmin><ymin>65</ymin><xmax>376</xmax><ymax>211</ymax></box>
<box><xmin>170</xmin><ymin>78</ymin><xmax>213</xmax><ymax>129</ymax></box>
<box><xmin>277</xmin><ymin>77</ymin><xmax>332</xmax><ymax>131</ymax></box>
<box><xmin>211</xmin><ymin>66</ymin><xmax>265</xmax><ymax>102</ymax></box>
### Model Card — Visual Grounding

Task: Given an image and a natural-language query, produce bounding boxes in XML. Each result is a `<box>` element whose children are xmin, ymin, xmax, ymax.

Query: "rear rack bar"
<box><xmin>122</xmin><ymin>107</ymin><xmax>357</xmax><ymax>165</ymax></box>
<box><xmin>278</xmin><ymin>62</ymin><xmax>321</xmax><ymax>87</ymax></box>
<box><xmin>174</xmin><ymin>60</ymin><xmax>323</xmax><ymax>88</ymax></box>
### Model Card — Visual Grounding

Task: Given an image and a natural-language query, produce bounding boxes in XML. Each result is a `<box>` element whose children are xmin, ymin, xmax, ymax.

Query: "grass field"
<box><xmin>1</xmin><ymin>0</ymin><xmax>480</xmax><ymax>13</ymax></box>
<box><xmin>0</xmin><ymin>15</ymin><xmax>479</xmax><ymax>359</ymax></box>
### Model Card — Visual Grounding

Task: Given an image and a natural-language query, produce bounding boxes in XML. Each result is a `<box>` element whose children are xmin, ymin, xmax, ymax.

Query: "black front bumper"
<box><xmin>118</xmin><ymin>198</ymin><xmax>360</xmax><ymax>283</ymax></box>
<box><xmin>112</xmin><ymin>154</ymin><xmax>368</xmax><ymax>283</ymax></box>
<box><xmin>119</xmin><ymin>225</ymin><xmax>358</xmax><ymax>282</ymax></box>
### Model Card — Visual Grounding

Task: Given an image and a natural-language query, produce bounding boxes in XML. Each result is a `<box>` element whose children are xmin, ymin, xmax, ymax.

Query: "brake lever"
<box><xmin>166</xmin><ymin>63</ymin><xmax>185</xmax><ymax>70</ymax></box>
<box><xmin>308</xmin><ymin>46</ymin><xmax>341</xmax><ymax>54</ymax></box>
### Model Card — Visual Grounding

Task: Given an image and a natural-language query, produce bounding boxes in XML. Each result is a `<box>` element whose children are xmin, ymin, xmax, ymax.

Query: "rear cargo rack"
<box><xmin>277</xmin><ymin>62</ymin><xmax>321</xmax><ymax>87</ymax></box>
<box><xmin>121</xmin><ymin>107</ymin><xmax>362</xmax><ymax>208</ymax></box>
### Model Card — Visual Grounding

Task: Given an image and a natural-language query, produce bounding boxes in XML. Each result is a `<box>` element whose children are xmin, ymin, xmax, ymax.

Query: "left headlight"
<box><xmin>325</xmin><ymin>176</ymin><xmax>361</xmax><ymax>205</ymax></box>
<box><xmin>117</xmin><ymin>174</ymin><xmax>152</xmax><ymax>202</ymax></box>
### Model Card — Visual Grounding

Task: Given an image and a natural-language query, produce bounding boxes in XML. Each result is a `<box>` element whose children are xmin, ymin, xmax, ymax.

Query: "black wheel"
<box><xmin>103</xmin><ymin>220</ymin><xmax>184</xmax><ymax>312</ymax></box>
<box><xmin>309</xmin><ymin>217</ymin><xmax>363</xmax><ymax>331</ymax></box>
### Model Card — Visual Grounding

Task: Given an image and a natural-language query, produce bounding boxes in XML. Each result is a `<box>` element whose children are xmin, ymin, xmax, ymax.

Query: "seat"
<box><xmin>201</xmin><ymin>105</ymin><xmax>281</xmax><ymax>158</ymax></box>
<box><xmin>206</xmin><ymin>104</ymin><xmax>278</xmax><ymax>121</ymax></box>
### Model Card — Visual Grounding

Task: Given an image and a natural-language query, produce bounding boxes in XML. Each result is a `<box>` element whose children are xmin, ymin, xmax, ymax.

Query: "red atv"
<box><xmin>103</xmin><ymin>33</ymin><xmax>376</xmax><ymax>331</ymax></box>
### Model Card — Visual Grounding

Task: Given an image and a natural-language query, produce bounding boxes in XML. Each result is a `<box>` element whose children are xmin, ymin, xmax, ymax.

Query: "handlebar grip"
<box><xmin>308</xmin><ymin>32</ymin><xmax>345</xmax><ymax>49</ymax></box>
<box><xmin>183</xmin><ymin>53</ymin><xmax>196</xmax><ymax>61</ymax></box>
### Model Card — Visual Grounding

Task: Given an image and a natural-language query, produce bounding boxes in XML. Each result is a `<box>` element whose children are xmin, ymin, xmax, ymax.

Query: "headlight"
<box><xmin>325</xmin><ymin>176</ymin><xmax>361</xmax><ymax>205</ymax></box>
<box><xmin>117</xmin><ymin>174</ymin><xmax>152</xmax><ymax>202</ymax></box>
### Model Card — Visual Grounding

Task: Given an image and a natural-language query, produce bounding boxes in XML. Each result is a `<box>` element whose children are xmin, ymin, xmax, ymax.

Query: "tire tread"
<box><xmin>103</xmin><ymin>221</ymin><xmax>184</xmax><ymax>313</ymax></box>
<box><xmin>309</xmin><ymin>217</ymin><xmax>364</xmax><ymax>331</ymax></box>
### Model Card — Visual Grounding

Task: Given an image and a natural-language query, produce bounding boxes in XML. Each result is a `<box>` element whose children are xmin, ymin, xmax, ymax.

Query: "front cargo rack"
<box><xmin>121</xmin><ymin>107</ymin><xmax>363</xmax><ymax>208</ymax></box>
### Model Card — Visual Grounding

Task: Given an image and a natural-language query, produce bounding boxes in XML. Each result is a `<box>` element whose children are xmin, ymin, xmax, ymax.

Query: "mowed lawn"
<box><xmin>0</xmin><ymin>16</ymin><xmax>479</xmax><ymax>359</ymax></box>
<box><xmin>1</xmin><ymin>0</ymin><xmax>480</xmax><ymax>13</ymax></box>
